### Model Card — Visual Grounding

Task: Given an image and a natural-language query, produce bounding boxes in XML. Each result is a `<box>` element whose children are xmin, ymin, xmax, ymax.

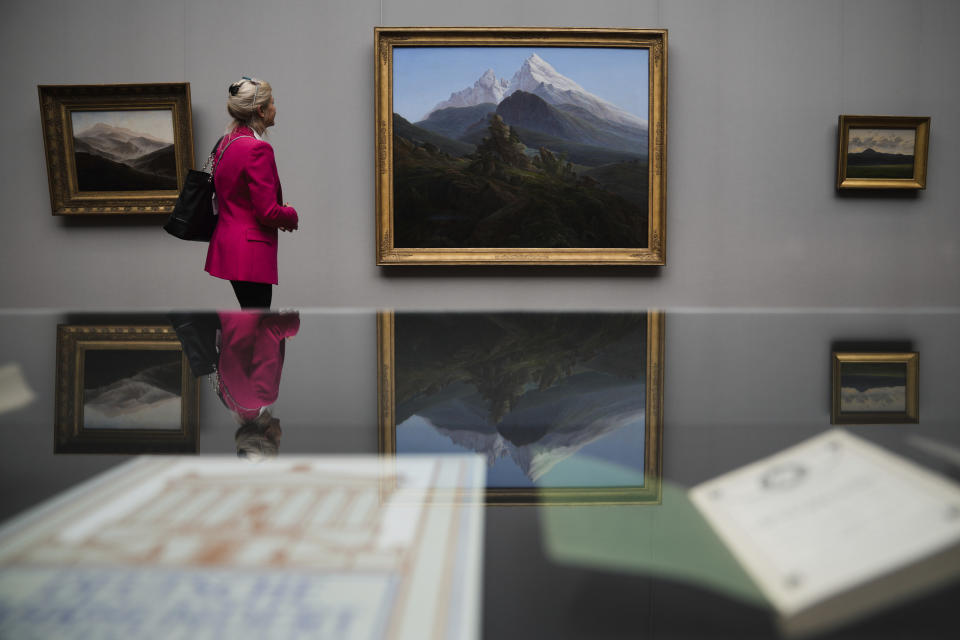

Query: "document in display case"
<box><xmin>689</xmin><ymin>429</ymin><xmax>960</xmax><ymax>636</ymax></box>
<box><xmin>543</xmin><ymin>430</ymin><xmax>960</xmax><ymax>636</ymax></box>
<box><xmin>0</xmin><ymin>455</ymin><xmax>485</xmax><ymax>640</ymax></box>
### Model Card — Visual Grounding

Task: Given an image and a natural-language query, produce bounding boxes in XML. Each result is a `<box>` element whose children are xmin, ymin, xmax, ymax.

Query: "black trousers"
<box><xmin>230</xmin><ymin>280</ymin><xmax>272</xmax><ymax>309</ymax></box>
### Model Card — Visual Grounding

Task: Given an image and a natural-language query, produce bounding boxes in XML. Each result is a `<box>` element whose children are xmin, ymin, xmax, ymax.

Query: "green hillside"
<box><xmin>393</xmin><ymin>117</ymin><xmax>648</xmax><ymax>249</ymax></box>
<box><xmin>460</xmin><ymin>121</ymin><xmax>643</xmax><ymax>167</ymax></box>
<box><xmin>393</xmin><ymin>114</ymin><xmax>475</xmax><ymax>157</ymax></box>
<box><xmin>415</xmin><ymin>103</ymin><xmax>496</xmax><ymax>140</ymax></box>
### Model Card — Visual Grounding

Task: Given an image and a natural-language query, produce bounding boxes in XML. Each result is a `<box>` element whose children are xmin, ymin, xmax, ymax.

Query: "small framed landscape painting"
<box><xmin>55</xmin><ymin>325</ymin><xmax>199</xmax><ymax>453</ymax></box>
<box><xmin>378</xmin><ymin>311</ymin><xmax>664</xmax><ymax>504</ymax></box>
<box><xmin>375</xmin><ymin>28</ymin><xmax>667</xmax><ymax>265</ymax></box>
<box><xmin>837</xmin><ymin>115</ymin><xmax>930</xmax><ymax>190</ymax></box>
<box><xmin>38</xmin><ymin>83</ymin><xmax>194</xmax><ymax>215</ymax></box>
<box><xmin>831</xmin><ymin>352</ymin><xmax>919</xmax><ymax>424</ymax></box>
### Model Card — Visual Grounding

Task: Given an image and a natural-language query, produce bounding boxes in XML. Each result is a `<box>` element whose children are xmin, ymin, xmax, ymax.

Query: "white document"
<box><xmin>689</xmin><ymin>429</ymin><xmax>960</xmax><ymax>632</ymax></box>
<box><xmin>0</xmin><ymin>455</ymin><xmax>485</xmax><ymax>640</ymax></box>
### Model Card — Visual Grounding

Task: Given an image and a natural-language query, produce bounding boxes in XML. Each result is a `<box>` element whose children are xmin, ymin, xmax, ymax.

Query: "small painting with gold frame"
<box><xmin>55</xmin><ymin>325</ymin><xmax>199</xmax><ymax>453</ymax></box>
<box><xmin>378</xmin><ymin>311</ymin><xmax>664</xmax><ymax>504</ymax></box>
<box><xmin>837</xmin><ymin>115</ymin><xmax>930</xmax><ymax>190</ymax></box>
<box><xmin>38</xmin><ymin>83</ymin><xmax>194</xmax><ymax>215</ymax></box>
<box><xmin>375</xmin><ymin>28</ymin><xmax>667</xmax><ymax>265</ymax></box>
<box><xmin>831</xmin><ymin>352</ymin><xmax>918</xmax><ymax>424</ymax></box>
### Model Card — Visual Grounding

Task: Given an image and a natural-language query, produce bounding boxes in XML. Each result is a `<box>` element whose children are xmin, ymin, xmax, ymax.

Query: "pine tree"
<box><xmin>471</xmin><ymin>115</ymin><xmax>530</xmax><ymax>175</ymax></box>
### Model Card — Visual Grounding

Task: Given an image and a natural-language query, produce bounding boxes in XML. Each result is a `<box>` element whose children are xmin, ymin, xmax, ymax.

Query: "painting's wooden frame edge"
<box><xmin>836</xmin><ymin>115</ymin><xmax>930</xmax><ymax>191</ymax></box>
<box><xmin>38</xmin><ymin>82</ymin><xmax>195</xmax><ymax>216</ymax></box>
<box><xmin>54</xmin><ymin>324</ymin><xmax>199</xmax><ymax>453</ymax></box>
<box><xmin>375</xmin><ymin>27</ymin><xmax>667</xmax><ymax>266</ymax></box>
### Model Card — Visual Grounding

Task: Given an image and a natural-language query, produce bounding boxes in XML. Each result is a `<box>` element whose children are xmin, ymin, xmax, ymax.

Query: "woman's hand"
<box><xmin>280</xmin><ymin>203</ymin><xmax>295</xmax><ymax>231</ymax></box>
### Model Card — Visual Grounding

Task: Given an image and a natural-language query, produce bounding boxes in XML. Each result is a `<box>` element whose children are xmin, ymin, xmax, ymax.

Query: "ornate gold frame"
<box><xmin>55</xmin><ymin>325</ymin><xmax>199</xmax><ymax>453</ymax></box>
<box><xmin>831</xmin><ymin>352</ymin><xmax>919</xmax><ymax>424</ymax></box>
<box><xmin>38</xmin><ymin>83</ymin><xmax>194</xmax><ymax>215</ymax></box>
<box><xmin>836</xmin><ymin>115</ymin><xmax>930</xmax><ymax>190</ymax></box>
<box><xmin>377</xmin><ymin>311</ymin><xmax>664</xmax><ymax>505</ymax></box>
<box><xmin>375</xmin><ymin>27</ymin><xmax>667</xmax><ymax>265</ymax></box>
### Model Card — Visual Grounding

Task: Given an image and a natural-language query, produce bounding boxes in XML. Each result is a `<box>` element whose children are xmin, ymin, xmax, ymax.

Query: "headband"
<box><xmin>228</xmin><ymin>76</ymin><xmax>261</xmax><ymax>105</ymax></box>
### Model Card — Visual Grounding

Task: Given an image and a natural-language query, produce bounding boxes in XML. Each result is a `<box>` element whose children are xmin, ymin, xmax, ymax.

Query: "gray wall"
<box><xmin>2</xmin><ymin>0</ymin><xmax>958</xmax><ymax>310</ymax></box>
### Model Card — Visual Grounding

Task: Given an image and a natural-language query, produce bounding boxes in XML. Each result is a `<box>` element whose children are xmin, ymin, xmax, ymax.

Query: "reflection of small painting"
<box><xmin>393</xmin><ymin>313</ymin><xmax>648</xmax><ymax>488</ymax></box>
<box><xmin>71</xmin><ymin>109</ymin><xmax>177</xmax><ymax>191</ymax></box>
<box><xmin>831</xmin><ymin>351</ymin><xmax>918</xmax><ymax>424</ymax></box>
<box><xmin>845</xmin><ymin>128</ymin><xmax>915</xmax><ymax>179</ymax></box>
<box><xmin>839</xmin><ymin>361</ymin><xmax>907</xmax><ymax>413</ymax></box>
<box><xmin>56</xmin><ymin>324</ymin><xmax>198</xmax><ymax>453</ymax></box>
<box><xmin>82</xmin><ymin>349</ymin><xmax>182</xmax><ymax>430</ymax></box>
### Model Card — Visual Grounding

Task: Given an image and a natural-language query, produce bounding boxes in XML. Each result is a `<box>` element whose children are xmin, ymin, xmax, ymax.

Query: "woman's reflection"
<box><xmin>215</xmin><ymin>311</ymin><xmax>299</xmax><ymax>459</ymax></box>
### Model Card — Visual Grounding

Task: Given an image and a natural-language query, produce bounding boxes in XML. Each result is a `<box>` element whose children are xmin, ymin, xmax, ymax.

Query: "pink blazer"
<box><xmin>204</xmin><ymin>127</ymin><xmax>298</xmax><ymax>284</ymax></box>
<box><xmin>217</xmin><ymin>311</ymin><xmax>300</xmax><ymax>420</ymax></box>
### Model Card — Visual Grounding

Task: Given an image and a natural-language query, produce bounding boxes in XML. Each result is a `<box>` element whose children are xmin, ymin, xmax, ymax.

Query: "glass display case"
<box><xmin>1</xmin><ymin>308</ymin><xmax>957</xmax><ymax>639</ymax></box>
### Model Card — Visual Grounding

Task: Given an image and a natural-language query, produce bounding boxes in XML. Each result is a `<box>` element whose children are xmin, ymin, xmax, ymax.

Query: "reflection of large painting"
<box><xmin>378</xmin><ymin>312</ymin><xmax>664</xmax><ymax>504</ymax></box>
<box><xmin>375</xmin><ymin>28</ymin><xmax>667</xmax><ymax>265</ymax></box>
<box><xmin>55</xmin><ymin>325</ymin><xmax>198</xmax><ymax>453</ymax></box>
<box><xmin>72</xmin><ymin>110</ymin><xmax>177</xmax><ymax>191</ymax></box>
<box><xmin>38</xmin><ymin>83</ymin><xmax>194</xmax><ymax>215</ymax></box>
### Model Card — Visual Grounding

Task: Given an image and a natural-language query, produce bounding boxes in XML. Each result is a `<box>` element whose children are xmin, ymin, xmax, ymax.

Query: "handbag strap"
<box><xmin>210</xmin><ymin>134</ymin><xmax>256</xmax><ymax>178</ymax></box>
<box><xmin>199</xmin><ymin>136</ymin><xmax>224</xmax><ymax>173</ymax></box>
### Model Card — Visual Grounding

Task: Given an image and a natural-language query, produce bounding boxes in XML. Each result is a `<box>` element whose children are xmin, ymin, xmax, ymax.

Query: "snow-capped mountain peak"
<box><xmin>477</xmin><ymin>68</ymin><xmax>497</xmax><ymax>86</ymax></box>
<box><xmin>422</xmin><ymin>53</ymin><xmax>646</xmax><ymax>130</ymax></box>
<box><xmin>507</xmin><ymin>53</ymin><xmax>587</xmax><ymax>96</ymax></box>
<box><xmin>424</xmin><ymin>69</ymin><xmax>510</xmax><ymax>119</ymax></box>
<box><xmin>509</xmin><ymin>54</ymin><xmax>646</xmax><ymax>129</ymax></box>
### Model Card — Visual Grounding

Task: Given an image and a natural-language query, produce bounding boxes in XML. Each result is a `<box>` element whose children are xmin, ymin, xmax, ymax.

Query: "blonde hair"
<box><xmin>235</xmin><ymin>411</ymin><xmax>280</xmax><ymax>461</ymax></box>
<box><xmin>226</xmin><ymin>76</ymin><xmax>273</xmax><ymax>135</ymax></box>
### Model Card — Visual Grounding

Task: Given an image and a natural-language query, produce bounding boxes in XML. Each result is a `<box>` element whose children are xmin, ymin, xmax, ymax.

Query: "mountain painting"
<box><xmin>387</xmin><ymin>312</ymin><xmax>662</xmax><ymax>499</ymax></box>
<box><xmin>391</xmin><ymin>47</ymin><xmax>650</xmax><ymax>249</ymax></box>
<box><xmin>845</xmin><ymin>128</ymin><xmax>915</xmax><ymax>179</ymax></box>
<box><xmin>71</xmin><ymin>109</ymin><xmax>178</xmax><ymax>191</ymax></box>
<box><xmin>82</xmin><ymin>348</ymin><xmax>183</xmax><ymax>430</ymax></box>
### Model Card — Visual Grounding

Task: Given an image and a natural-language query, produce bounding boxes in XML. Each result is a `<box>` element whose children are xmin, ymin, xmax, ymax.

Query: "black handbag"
<box><xmin>167</xmin><ymin>312</ymin><xmax>222</xmax><ymax>377</ymax></box>
<box><xmin>163</xmin><ymin>137</ymin><xmax>223</xmax><ymax>241</ymax></box>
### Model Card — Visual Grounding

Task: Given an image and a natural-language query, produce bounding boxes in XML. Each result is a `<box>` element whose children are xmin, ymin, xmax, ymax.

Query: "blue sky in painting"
<box><xmin>393</xmin><ymin>46</ymin><xmax>649</xmax><ymax>123</ymax></box>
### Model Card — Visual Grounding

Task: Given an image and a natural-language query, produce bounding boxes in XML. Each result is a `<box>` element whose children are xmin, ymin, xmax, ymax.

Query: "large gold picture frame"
<box><xmin>39</xmin><ymin>83</ymin><xmax>194</xmax><ymax>215</ymax></box>
<box><xmin>55</xmin><ymin>325</ymin><xmax>199</xmax><ymax>453</ymax></box>
<box><xmin>378</xmin><ymin>311</ymin><xmax>664</xmax><ymax>504</ymax></box>
<box><xmin>836</xmin><ymin>115</ymin><xmax>930</xmax><ymax>190</ymax></box>
<box><xmin>831</xmin><ymin>351</ymin><xmax>919</xmax><ymax>424</ymax></box>
<box><xmin>375</xmin><ymin>28</ymin><xmax>667</xmax><ymax>265</ymax></box>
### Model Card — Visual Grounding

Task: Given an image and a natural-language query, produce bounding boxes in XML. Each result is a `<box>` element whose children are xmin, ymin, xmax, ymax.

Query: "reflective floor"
<box><xmin>1</xmin><ymin>308</ymin><xmax>958</xmax><ymax>639</ymax></box>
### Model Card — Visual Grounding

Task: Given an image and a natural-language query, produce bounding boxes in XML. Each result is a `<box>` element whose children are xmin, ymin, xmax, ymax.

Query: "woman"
<box><xmin>205</xmin><ymin>77</ymin><xmax>298</xmax><ymax>309</ymax></box>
